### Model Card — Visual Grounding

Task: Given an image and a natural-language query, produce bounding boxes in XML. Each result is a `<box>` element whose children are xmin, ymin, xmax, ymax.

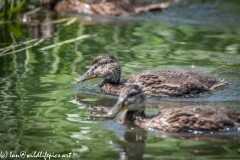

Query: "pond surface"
<box><xmin>1</xmin><ymin>0</ymin><xmax>240</xmax><ymax>159</ymax></box>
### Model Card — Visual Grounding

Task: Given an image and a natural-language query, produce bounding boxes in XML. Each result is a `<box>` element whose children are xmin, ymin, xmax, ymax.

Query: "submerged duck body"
<box><xmin>76</xmin><ymin>54</ymin><xmax>226</xmax><ymax>97</ymax></box>
<box><xmin>108</xmin><ymin>85</ymin><xmax>240</xmax><ymax>132</ymax></box>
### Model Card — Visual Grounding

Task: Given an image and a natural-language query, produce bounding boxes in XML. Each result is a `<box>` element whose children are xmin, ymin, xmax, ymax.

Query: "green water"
<box><xmin>1</xmin><ymin>0</ymin><xmax>240</xmax><ymax>159</ymax></box>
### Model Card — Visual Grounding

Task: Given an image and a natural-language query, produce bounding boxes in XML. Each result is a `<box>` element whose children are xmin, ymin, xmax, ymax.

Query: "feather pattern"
<box><xmin>76</xmin><ymin>54</ymin><xmax>226</xmax><ymax>97</ymax></box>
<box><xmin>108</xmin><ymin>85</ymin><xmax>240</xmax><ymax>132</ymax></box>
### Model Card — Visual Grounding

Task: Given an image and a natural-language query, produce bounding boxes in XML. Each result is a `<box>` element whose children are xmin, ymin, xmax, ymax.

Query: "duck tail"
<box><xmin>226</xmin><ymin>109</ymin><xmax>240</xmax><ymax>125</ymax></box>
<box><xmin>210</xmin><ymin>78</ymin><xmax>227</xmax><ymax>90</ymax></box>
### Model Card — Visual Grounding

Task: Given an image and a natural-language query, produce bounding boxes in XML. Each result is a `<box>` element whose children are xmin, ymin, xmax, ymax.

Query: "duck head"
<box><xmin>76</xmin><ymin>54</ymin><xmax>121</xmax><ymax>84</ymax></box>
<box><xmin>108</xmin><ymin>85</ymin><xmax>146</xmax><ymax>116</ymax></box>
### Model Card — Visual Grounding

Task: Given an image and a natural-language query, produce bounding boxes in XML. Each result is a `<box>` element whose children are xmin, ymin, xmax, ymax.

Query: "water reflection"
<box><xmin>24</xmin><ymin>12</ymin><xmax>56</xmax><ymax>39</ymax></box>
<box><xmin>106</xmin><ymin>127</ymin><xmax>240</xmax><ymax>160</ymax></box>
<box><xmin>75</xmin><ymin>94</ymin><xmax>114</xmax><ymax>121</ymax></box>
<box><xmin>109</xmin><ymin>129</ymin><xmax>147</xmax><ymax>160</ymax></box>
<box><xmin>152</xmin><ymin>128</ymin><xmax>240</xmax><ymax>142</ymax></box>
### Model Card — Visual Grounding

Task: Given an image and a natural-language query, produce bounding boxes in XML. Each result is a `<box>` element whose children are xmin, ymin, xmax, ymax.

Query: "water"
<box><xmin>1</xmin><ymin>0</ymin><xmax>240</xmax><ymax>159</ymax></box>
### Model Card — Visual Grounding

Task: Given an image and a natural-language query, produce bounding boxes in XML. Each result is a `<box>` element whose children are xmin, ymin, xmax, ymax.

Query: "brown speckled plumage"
<box><xmin>108</xmin><ymin>85</ymin><xmax>240</xmax><ymax>132</ymax></box>
<box><xmin>40</xmin><ymin>0</ymin><xmax>170</xmax><ymax>17</ymax></box>
<box><xmin>76</xmin><ymin>54</ymin><xmax>226</xmax><ymax>97</ymax></box>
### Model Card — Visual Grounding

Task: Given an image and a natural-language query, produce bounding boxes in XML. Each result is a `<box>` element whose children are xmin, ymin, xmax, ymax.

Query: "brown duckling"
<box><xmin>108</xmin><ymin>85</ymin><xmax>240</xmax><ymax>132</ymax></box>
<box><xmin>76</xmin><ymin>54</ymin><xmax>226</xmax><ymax>97</ymax></box>
<box><xmin>41</xmin><ymin>0</ymin><xmax>170</xmax><ymax>17</ymax></box>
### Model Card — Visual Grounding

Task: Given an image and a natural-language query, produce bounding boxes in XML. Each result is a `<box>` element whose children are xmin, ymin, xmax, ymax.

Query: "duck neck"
<box><xmin>121</xmin><ymin>109</ymin><xmax>160</xmax><ymax>127</ymax></box>
<box><xmin>104</xmin><ymin>77</ymin><xmax>121</xmax><ymax>84</ymax></box>
<box><xmin>100</xmin><ymin>79</ymin><xmax>122</xmax><ymax>89</ymax></box>
<box><xmin>100</xmin><ymin>76</ymin><xmax>126</xmax><ymax>87</ymax></box>
<box><xmin>126</xmin><ymin>110</ymin><xmax>148</xmax><ymax>122</ymax></box>
<box><xmin>118</xmin><ymin>110</ymin><xmax>146</xmax><ymax>124</ymax></box>
<box><xmin>99</xmin><ymin>68</ymin><xmax>129</xmax><ymax>95</ymax></box>
<box><xmin>104</xmin><ymin>66</ymin><xmax>122</xmax><ymax>84</ymax></box>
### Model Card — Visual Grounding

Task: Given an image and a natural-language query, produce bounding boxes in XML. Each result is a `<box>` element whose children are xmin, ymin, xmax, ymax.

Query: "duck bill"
<box><xmin>75</xmin><ymin>68</ymin><xmax>97</xmax><ymax>83</ymax></box>
<box><xmin>108</xmin><ymin>99</ymin><xmax>127</xmax><ymax>116</ymax></box>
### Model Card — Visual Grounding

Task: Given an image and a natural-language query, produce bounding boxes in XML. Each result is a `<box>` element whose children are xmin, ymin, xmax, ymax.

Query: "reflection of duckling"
<box><xmin>76</xmin><ymin>54</ymin><xmax>226</xmax><ymax>97</ymax></box>
<box><xmin>108</xmin><ymin>85</ymin><xmax>240</xmax><ymax>132</ymax></box>
<box><xmin>40</xmin><ymin>0</ymin><xmax>170</xmax><ymax>17</ymax></box>
<box><xmin>112</xmin><ymin>129</ymin><xmax>147</xmax><ymax>160</ymax></box>
<box><xmin>75</xmin><ymin>94</ymin><xmax>112</xmax><ymax>120</ymax></box>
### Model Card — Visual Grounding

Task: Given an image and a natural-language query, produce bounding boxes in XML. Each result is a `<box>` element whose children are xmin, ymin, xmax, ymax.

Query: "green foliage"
<box><xmin>0</xmin><ymin>0</ymin><xmax>26</xmax><ymax>20</ymax></box>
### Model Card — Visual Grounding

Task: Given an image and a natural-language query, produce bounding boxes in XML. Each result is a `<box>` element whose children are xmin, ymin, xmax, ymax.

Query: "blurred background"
<box><xmin>0</xmin><ymin>0</ymin><xmax>240</xmax><ymax>160</ymax></box>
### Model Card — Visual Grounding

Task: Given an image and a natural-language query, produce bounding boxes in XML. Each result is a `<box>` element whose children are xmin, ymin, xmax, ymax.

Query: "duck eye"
<box><xmin>128</xmin><ymin>92</ymin><xmax>139</xmax><ymax>97</ymax></box>
<box><xmin>99</xmin><ymin>61</ymin><xmax>108</xmax><ymax>66</ymax></box>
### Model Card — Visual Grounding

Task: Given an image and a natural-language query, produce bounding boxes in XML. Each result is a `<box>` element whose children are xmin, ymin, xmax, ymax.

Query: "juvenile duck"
<box><xmin>41</xmin><ymin>0</ymin><xmax>170</xmax><ymax>17</ymax></box>
<box><xmin>76</xmin><ymin>54</ymin><xmax>226</xmax><ymax>97</ymax></box>
<box><xmin>108</xmin><ymin>85</ymin><xmax>240</xmax><ymax>132</ymax></box>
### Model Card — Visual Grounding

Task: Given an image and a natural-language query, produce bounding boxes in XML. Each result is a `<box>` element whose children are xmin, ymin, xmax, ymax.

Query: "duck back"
<box><xmin>130</xmin><ymin>106</ymin><xmax>240</xmax><ymax>132</ymax></box>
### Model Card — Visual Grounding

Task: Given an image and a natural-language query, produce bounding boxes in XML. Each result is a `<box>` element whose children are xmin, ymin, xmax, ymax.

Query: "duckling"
<box><xmin>108</xmin><ymin>85</ymin><xmax>240</xmax><ymax>132</ymax></box>
<box><xmin>41</xmin><ymin>0</ymin><xmax>170</xmax><ymax>17</ymax></box>
<box><xmin>76</xmin><ymin>54</ymin><xmax>226</xmax><ymax>97</ymax></box>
